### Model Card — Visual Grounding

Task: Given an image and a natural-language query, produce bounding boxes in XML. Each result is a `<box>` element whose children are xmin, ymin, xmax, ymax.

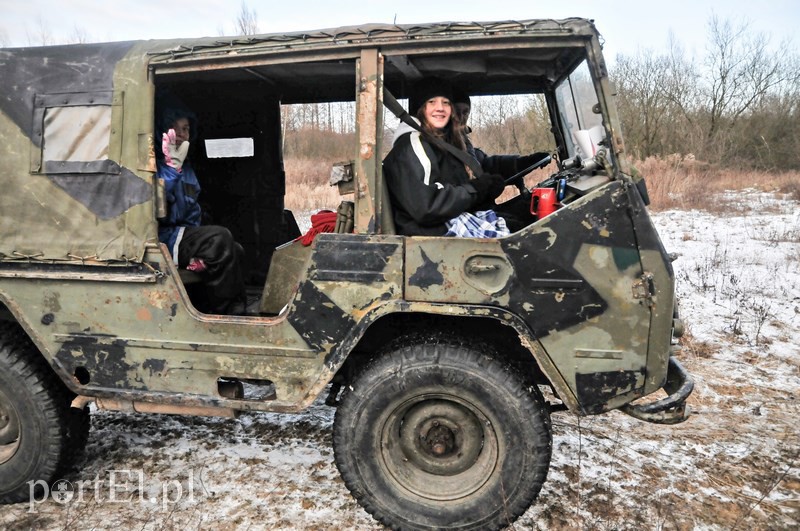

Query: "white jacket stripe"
<box><xmin>172</xmin><ymin>226</ymin><xmax>185</xmax><ymax>265</ymax></box>
<box><xmin>409</xmin><ymin>131</ymin><xmax>432</xmax><ymax>185</ymax></box>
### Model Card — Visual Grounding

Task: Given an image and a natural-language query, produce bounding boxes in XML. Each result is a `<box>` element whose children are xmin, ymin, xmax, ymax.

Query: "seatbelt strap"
<box><xmin>383</xmin><ymin>89</ymin><xmax>484</xmax><ymax>177</ymax></box>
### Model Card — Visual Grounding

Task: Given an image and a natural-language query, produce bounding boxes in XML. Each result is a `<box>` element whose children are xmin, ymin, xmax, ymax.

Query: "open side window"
<box><xmin>152</xmin><ymin>57</ymin><xmax>359</xmax><ymax>286</ymax></box>
<box><xmin>381</xmin><ymin>48</ymin><xmax>560</xmax><ymax>187</ymax></box>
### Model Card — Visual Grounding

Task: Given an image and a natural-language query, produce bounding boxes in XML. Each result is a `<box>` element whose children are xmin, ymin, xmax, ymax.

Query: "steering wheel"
<box><xmin>504</xmin><ymin>154</ymin><xmax>553</xmax><ymax>193</ymax></box>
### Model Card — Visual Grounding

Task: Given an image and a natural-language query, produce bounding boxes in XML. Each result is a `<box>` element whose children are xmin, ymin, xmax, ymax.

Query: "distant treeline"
<box><xmin>612</xmin><ymin>16</ymin><xmax>800</xmax><ymax>170</ymax></box>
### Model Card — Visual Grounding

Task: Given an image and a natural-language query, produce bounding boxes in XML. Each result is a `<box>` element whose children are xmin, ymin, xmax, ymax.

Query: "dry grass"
<box><xmin>284</xmin><ymin>154</ymin><xmax>800</xmax><ymax>214</ymax></box>
<box><xmin>635</xmin><ymin>155</ymin><xmax>800</xmax><ymax>211</ymax></box>
<box><xmin>284</xmin><ymin>157</ymin><xmax>352</xmax><ymax>212</ymax></box>
<box><xmin>680</xmin><ymin>329</ymin><xmax>720</xmax><ymax>359</ymax></box>
<box><xmin>285</xmin><ymin>182</ymin><xmax>349</xmax><ymax>213</ymax></box>
<box><xmin>284</xmin><ymin>157</ymin><xmax>335</xmax><ymax>187</ymax></box>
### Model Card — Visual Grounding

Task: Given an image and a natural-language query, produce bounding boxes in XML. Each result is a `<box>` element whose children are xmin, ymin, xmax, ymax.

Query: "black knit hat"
<box><xmin>451</xmin><ymin>85</ymin><xmax>471</xmax><ymax>107</ymax></box>
<box><xmin>409</xmin><ymin>77</ymin><xmax>454</xmax><ymax>115</ymax></box>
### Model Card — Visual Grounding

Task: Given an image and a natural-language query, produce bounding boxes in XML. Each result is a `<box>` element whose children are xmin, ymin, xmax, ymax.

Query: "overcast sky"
<box><xmin>1</xmin><ymin>0</ymin><xmax>798</xmax><ymax>60</ymax></box>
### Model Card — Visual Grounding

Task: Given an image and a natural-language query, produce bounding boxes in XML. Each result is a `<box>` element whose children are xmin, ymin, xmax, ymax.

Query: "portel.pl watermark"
<box><xmin>27</xmin><ymin>469</ymin><xmax>198</xmax><ymax>513</ymax></box>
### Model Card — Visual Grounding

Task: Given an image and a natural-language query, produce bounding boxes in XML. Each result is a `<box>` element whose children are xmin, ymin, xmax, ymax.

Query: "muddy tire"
<box><xmin>333</xmin><ymin>336</ymin><xmax>552</xmax><ymax>530</ymax></box>
<box><xmin>0</xmin><ymin>324</ymin><xmax>87</xmax><ymax>504</ymax></box>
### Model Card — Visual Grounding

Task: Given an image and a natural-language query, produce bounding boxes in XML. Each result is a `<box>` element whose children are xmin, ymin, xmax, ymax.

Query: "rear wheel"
<box><xmin>333</xmin><ymin>336</ymin><xmax>552</xmax><ymax>530</ymax></box>
<box><xmin>0</xmin><ymin>324</ymin><xmax>88</xmax><ymax>504</ymax></box>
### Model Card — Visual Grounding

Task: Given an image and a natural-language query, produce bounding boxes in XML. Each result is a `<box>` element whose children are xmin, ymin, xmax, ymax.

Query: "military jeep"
<box><xmin>0</xmin><ymin>18</ymin><xmax>693</xmax><ymax>530</ymax></box>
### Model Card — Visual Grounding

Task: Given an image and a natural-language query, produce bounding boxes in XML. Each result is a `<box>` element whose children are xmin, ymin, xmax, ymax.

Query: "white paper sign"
<box><xmin>204</xmin><ymin>138</ymin><xmax>254</xmax><ymax>158</ymax></box>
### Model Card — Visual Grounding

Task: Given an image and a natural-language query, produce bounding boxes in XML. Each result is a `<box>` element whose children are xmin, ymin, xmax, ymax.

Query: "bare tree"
<box><xmin>730</xmin><ymin>55</ymin><xmax>800</xmax><ymax>169</ymax></box>
<box><xmin>26</xmin><ymin>15</ymin><xmax>54</xmax><ymax>46</ymax></box>
<box><xmin>67</xmin><ymin>25</ymin><xmax>90</xmax><ymax>44</ymax></box>
<box><xmin>701</xmin><ymin>15</ymin><xmax>795</xmax><ymax>147</ymax></box>
<box><xmin>468</xmin><ymin>95</ymin><xmax>552</xmax><ymax>155</ymax></box>
<box><xmin>614</xmin><ymin>49</ymin><xmax>674</xmax><ymax>158</ymax></box>
<box><xmin>235</xmin><ymin>1</ymin><xmax>259</xmax><ymax>36</ymax></box>
<box><xmin>663</xmin><ymin>34</ymin><xmax>700</xmax><ymax>124</ymax></box>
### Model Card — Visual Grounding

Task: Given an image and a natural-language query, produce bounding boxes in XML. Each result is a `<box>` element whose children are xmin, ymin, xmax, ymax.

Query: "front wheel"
<box><xmin>333</xmin><ymin>336</ymin><xmax>552</xmax><ymax>531</ymax></box>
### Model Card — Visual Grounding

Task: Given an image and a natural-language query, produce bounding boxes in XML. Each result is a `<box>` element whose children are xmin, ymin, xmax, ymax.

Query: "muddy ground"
<box><xmin>2</xmin><ymin>191</ymin><xmax>798</xmax><ymax>530</ymax></box>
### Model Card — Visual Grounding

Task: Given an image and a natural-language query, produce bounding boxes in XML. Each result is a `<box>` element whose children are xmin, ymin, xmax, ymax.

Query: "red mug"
<box><xmin>531</xmin><ymin>188</ymin><xmax>559</xmax><ymax>219</ymax></box>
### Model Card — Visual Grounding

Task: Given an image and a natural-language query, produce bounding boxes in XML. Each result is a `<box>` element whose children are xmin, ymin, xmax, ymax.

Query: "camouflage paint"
<box><xmin>0</xmin><ymin>19</ymin><xmax>690</xmax><ymax>420</ymax></box>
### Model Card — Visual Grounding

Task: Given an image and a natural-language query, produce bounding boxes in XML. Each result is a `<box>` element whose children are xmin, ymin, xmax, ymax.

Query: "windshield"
<box><xmin>554</xmin><ymin>60</ymin><xmax>606</xmax><ymax>159</ymax></box>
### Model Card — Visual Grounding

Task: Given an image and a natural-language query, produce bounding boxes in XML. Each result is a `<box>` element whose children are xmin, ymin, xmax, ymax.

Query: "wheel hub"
<box><xmin>0</xmin><ymin>390</ymin><xmax>20</xmax><ymax>444</ymax></box>
<box><xmin>0</xmin><ymin>388</ymin><xmax>21</xmax><ymax>461</ymax></box>
<box><xmin>399</xmin><ymin>399</ymin><xmax>484</xmax><ymax>476</ymax></box>
<box><xmin>378</xmin><ymin>394</ymin><xmax>499</xmax><ymax>501</ymax></box>
<box><xmin>422</xmin><ymin>422</ymin><xmax>455</xmax><ymax>457</ymax></box>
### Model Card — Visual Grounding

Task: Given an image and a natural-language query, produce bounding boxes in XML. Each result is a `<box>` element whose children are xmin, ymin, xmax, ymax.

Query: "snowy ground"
<box><xmin>3</xmin><ymin>190</ymin><xmax>798</xmax><ymax>530</ymax></box>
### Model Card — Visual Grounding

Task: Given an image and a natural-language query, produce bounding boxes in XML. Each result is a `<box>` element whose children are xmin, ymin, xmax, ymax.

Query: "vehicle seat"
<box><xmin>380</xmin><ymin>179</ymin><xmax>396</xmax><ymax>235</ymax></box>
<box><xmin>178</xmin><ymin>269</ymin><xmax>203</xmax><ymax>284</ymax></box>
<box><xmin>259</xmin><ymin>239</ymin><xmax>313</xmax><ymax>315</ymax></box>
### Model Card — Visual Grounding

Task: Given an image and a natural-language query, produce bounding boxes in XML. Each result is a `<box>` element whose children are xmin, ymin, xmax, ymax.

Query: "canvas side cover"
<box><xmin>0</xmin><ymin>41</ymin><xmax>155</xmax><ymax>263</ymax></box>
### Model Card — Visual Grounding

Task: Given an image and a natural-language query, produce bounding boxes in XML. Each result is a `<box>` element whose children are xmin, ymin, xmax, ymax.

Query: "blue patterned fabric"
<box><xmin>444</xmin><ymin>210</ymin><xmax>510</xmax><ymax>238</ymax></box>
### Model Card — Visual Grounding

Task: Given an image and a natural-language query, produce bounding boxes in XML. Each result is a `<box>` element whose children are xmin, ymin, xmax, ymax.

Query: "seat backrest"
<box><xmin>379</xmin><ymin>171</ymin><xmax>396</xmax><ymax>235</ymax></box>
<box><xmin>178</xmin><ymin>269</ymin><xmax>203</xmax><ymax>285</ymax></box>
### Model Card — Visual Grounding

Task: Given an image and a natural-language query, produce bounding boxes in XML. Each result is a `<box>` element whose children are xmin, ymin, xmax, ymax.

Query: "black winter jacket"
<box><xmin>383</xmin><ymin>122</ymin><xmax>481</xmax><ymax>236</ymax></box>
<box><xmin>465</xmin><ymin>135</ymin><xmax>520</xmax><ymax>177</ymax></box>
